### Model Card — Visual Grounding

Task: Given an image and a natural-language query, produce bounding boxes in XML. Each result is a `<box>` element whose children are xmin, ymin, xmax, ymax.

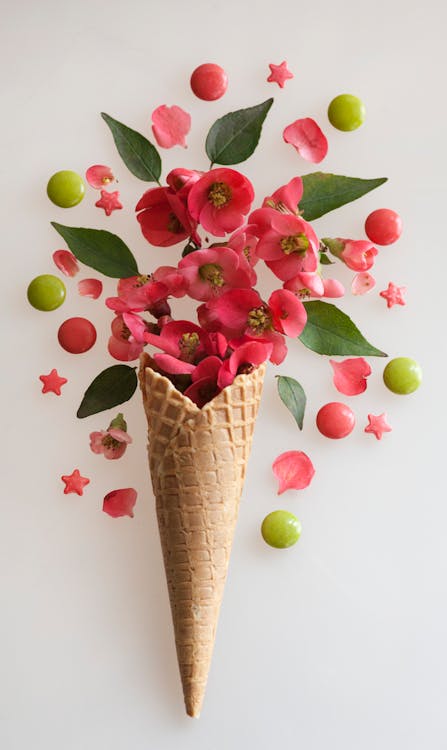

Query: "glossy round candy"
<box><xmin>383</xmin><ymin>357</ymin><xmax>422</xmax><ymax>395</ymax></box>
<box><xmin>328</xmin><ymin>94</ymin><xmax>365</xmax><ymax>131</ymax></box>
<box><xmin>27</xmin><ymin>274</ymin><xmax>66</xmax><ymax>311</ymax></box>
<box><xmin>261</xmin><ymin>510</ymin><xmax>301</xmax><ymax>549</ymax></box>
<box><xmin>58</xmin><ymin>317</ymin><xmax>97</xmax><ymax>353</ymax></box>
<box><xmin>47</xmin><ymin>170</ymin><xmax>85</xmax><ymax>208</ymax></box>
<box><xmin>190</xmin><ymin>63</ymin><xmax>228</xmax><ymax>101</ymax></box>
<box><xmin>316</xmin><ymin>402</ymin><xmax>355</xmax><ymax>439</ymax></box>
<box><xmin>365</xmin><ymin>209</ymin><xmax>402</xmax><ymax>245</ymax></box>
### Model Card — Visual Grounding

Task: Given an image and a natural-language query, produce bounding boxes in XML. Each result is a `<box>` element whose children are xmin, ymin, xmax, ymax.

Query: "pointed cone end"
<box><xmin>185</xmin><ymin>689</ymin><xmax>204</xmax><ymax>718</ymax></box>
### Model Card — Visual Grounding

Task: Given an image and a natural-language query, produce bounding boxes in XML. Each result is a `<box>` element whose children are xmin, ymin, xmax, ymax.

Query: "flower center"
<box><xmin>134</xmin><ymin>274</ymin><xmax>151</xmax><ymax>287</ymax></box>
<box><xmin>167</xmin><ymin>212</ymin><xmax>184</xmax><ymax>234</ymax></box>
<box><xmin>247</xmin><ymin>305</ymin><xmax>272</xmax><ymax>333</ymax></box>
<box><xmin>102</xmin><ymin>434</ymin><xmax>121</xmax><ymax>450</ymax></box>
<box><xmin>208</xmin><ymin>182</ymin><xmax>232</xmax><ymax>208</ymax></box>
<box><xmin>179</xmin><ymin>332</ymin><xmax>200</xmax><ymax>362</ymax></box>
<box><xmin>280</xmin><ymin>233</ymin><xmax>309</xmax><ymax>255</ymax></box>
<box><xmin>198</xmin><ymin>263</ymin><xmax>224</xmax><ymax>288</ymax></box>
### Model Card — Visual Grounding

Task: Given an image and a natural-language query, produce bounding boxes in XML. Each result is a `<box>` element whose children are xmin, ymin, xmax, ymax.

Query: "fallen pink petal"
<box><xmin>86</xmin><ymin>164</ymin><xmax>115</xmax><ymax>189</ymax></box>
<box><xmin>103</xmin><ymin>488</ymin><xmax>137</xmax><ymax>518</ymax></box>
<box><xmin>330</xmin><ymin>358</ymin><xmax>372</xmax><ymax>396</ymax></box>
<box><xmin>352</xmin><ymin>271</ymin><xmax>376</xmax><ymax>295</ymax></box>
<box><xmin>283</xmin><ymin>118</ymin><xmax>328</xmax><ymax>163</ymax></box>
<box><xmin>272</xmin><ymin>450</ymin><xmax>315</xmax><ymax>494</ymax></box>
<box><xmin>53</xmin><ymin>249</ymin><xmax>79</xmax><ymax>277</ymax></box>
<box><xmin>78</xmin><ymin>278</ymin><xmax>103</xmax><ymax>299</ymax></box>
<box><xmin>152</xmin><ymin>104</ymin><xmax>191</xmax><ymax>149</ymax></box>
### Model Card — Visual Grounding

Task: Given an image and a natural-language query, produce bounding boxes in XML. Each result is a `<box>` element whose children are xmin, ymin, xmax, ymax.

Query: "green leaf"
<box><xmin>276</xmin><ymin>376</ymin><xmax>307</xmax><ymax>430</ymax></box>
<box><xmin>299</xmin><ymin>301</ymin><xmax>387</xmax><ymax>357</ymax></box>
<box><xmin>101</xmin><ymin>112</ymin><xmax>161</xmax><ymax>182</ymax></box>
<box><xmin>299</xmin><ymin>173</ymin><xmax>387</xmax><ymax>221</ymax></box>
<box><xmin>77</xmin><ymin>365</ymin><xmax>138</xmax><ymax>418</ymax></box>
<box><xmin>206</xmin><ymin>98</ymin><xmax>273</xmax><ymax>166</ymax></box>
<box><xmin>51</xmin><ymin>223</ymin><xmax>139</xmax><ymax>278</ymax></box>
<box><xmin>319</xmin><ymin>252</ymin><xmax>334</xmax><ymax>265</ymax></box>
<box><xmin>181</xmin><ymin>239</ymin><xmax>200</xmax><ymax>257</ymax></box>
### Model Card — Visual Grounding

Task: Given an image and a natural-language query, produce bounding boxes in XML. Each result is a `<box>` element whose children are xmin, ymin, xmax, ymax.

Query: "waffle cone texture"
<box><xmin>139</xmin><ymin>354</ymin><xmax>265</xmax><ymax>717</ymax></box>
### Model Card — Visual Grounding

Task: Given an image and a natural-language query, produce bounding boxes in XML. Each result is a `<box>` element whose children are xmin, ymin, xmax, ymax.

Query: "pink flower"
<box><xmin>217</xmin><ymin>341</ymin><xmax>272</xmax><ymax>388</ymax></box>
<box><xmin>284</xmin><ymin>273</ymin><xmax>345</xmax><ymax>298</ymax></box>
<box><xmin>178</xmin><ymin>246</ymin><xmax>252</xmax><ymax>301</ymax></box>
<box><xmin>85</xmin><ymin>164</ymin><xmax>115</xmax><ymax>189</ymax></box>
<box><xmin>144</xmin><ymin>320</ymin><xmax>210</xmax><ymax>365</ymax></box>
<box><xmin>166</xmin><ymin>168</ymin><xmax>203</xmax><ymax>197</ymax></box>
<box><xmin>151</xmin><ymin>104</ymin><xmax>191</xmax><ymax>149</ymax></box>
<box><xmin>184</xmin><ymin>356</ymin><xmax>223</xmax><ymax>407</ymax></box>
<box><xmin>78</xmin><ymin>278</ymin><xmax>103</xmax><ymax>299</ymax></box>
<box><xmin>330</xmin><ymin>358</ymin><xmax>372</xmax><ymax>396</ymax></box>
<box><xmin>323</xmin><ymin>238</ymin><xmax>378</xmax><ymax>272</ymax></box>
<box><xmin>90</xmin><ymin>413</ymin><xmax>132</xmax><ymax>460</ymax></box>
<box><xmin>263</xmin><ymin>176</ymin><xmax>303</xmax><ymax>214</ymax></box>
<box><xmin>197</xmin><ymin>287</ymin><xmax>307</xmax><ymax>363</ymax></box>
<box><xmin>136</xmin><ymin>187</ymin><xmax>195</xmax><ymax>247</ymax></box>
<box><xmin>272</xmin><ymin>451</ymin><xmax>315</xmax><ymax>494</ymax></box>
<box><xmin>106</xmin><ymin>275</ymin><xmax>169</xmax><ymax>314</ymax></box>
<box><xmin>283</xmin><ymin>118</ymin><xmax>328</xmax><ymax>163</ymax></box>
<box><xmin>226</xmin><ymin>225</ymin><xmax>260</xmax><ymax>284</ymax></box>
<box><xmin>152</xmin><ymin>266</ymin><xmax>187</xmax><ymax>298</ymax></box>
<box><xmin>103</xmin><ymin>488</ymin><xmax>137</xmax><ymax>518</ymax></box>
<box><xmin>250</xmin><ymin>210</ymin><xmax>319</xmax><ymax>281</ymax></box>
<box><xmin>108</xmin><ymin>314</ymin><xmax>145</xmax><ymax>361</ymax></box>
<box><xmin>187</xmin><ymin>168</ymin><xmax>254</xmax><ymax>237</ymax></box>
<box><xmin>53</xmin><ymin>249</ymin><xmax>79</xmax><ymax>277</ymax></box>
<box><xmin>352</xmin><ymin>271</ymin><xmax>376</xmax><ymax>295</ymax></box>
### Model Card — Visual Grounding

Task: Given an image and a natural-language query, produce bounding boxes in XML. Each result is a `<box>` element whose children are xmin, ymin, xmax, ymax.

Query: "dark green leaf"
<box><xmin>101</xmin><ymin>112</ymin><xmax>161</xmax><ymax>182</ymax></box>
<box><xmin>182</xmin><ymin>240</ymin><xmax>200</xmax><ymax>257</ymax></box>
<box><xmin>276</xmin><ymin>376</ymin><xmax>307</xmax><ymax>430</ymax></box>
<box><xmin>299</xmin><ymin>173</ymin><xmax>387</xmax><ymax>221</ymax></box>
<box><xmin>77</xmin><ymin>365</ymin><xmax>138</xmax><ymax>418</ymax></box>
<box><xmin>206</xmin><ymin>98</ymin><xmax>273</xmax><ymax>166</ymax></box>
<box><xmin>51</xmin><ymin>223</ymin><xmax>139</xmax><ymax>278</ymax></box>
<box><xmin>299</xmin><ymin>301</ymin><xmax>387</xmax><ymax>357</ymax></box>
<box><xmin>319</xmin><ymin>252</ymin><xmax>334</xmax><ymax>265</ymax></box>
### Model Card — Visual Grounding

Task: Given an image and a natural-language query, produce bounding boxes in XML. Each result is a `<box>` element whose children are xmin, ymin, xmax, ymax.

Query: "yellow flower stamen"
<box><xmin>208</xmin><ymin>181</ymin><xmax>232</xmax><ymax>208</ymax></box>
<box><xmin>280</xmin><ymin>233</ymin><xmax>309</xmax><ymax>255</ymax></box>
<box><xmin>199</xmin><ymin>263</ymin><xmax>224</xmax><ymax>288</ymax></box>
<box><xmin>247</xmin><ymin>306</ymin><xmax>272</xmax><ymax>333</ymax></box>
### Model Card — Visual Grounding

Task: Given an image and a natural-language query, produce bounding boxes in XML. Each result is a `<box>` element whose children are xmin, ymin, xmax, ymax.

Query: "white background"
<box><xmin>2</xmin><ymin>1</ymin><xmax>446</xmax><ymax>748</ymax></box>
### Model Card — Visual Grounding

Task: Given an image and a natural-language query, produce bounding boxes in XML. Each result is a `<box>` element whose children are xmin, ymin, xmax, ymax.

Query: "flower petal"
<box><xmin>351</xmin><ymin>272</ymin><xmax>376</xmax><ymax>295</ymax></box>
<box><xmin>103</xmin><ymin>488</ymin><xmax>137</xmax><ymax>518</ymax></box>
<box><xmin>330</xmin><ymin>358</ymin><xmax>372</xmax><ymax>396</ymax></box>
<box><xmin>53</xmin><ymin>249</ymin><xmax>79</xmax><ymax>277</ymax></box>
<box><xmin>272</xmin><ymin>451</ymin><xmax>315</xmax><ymax>494</ymax></box>
<box><xmin>78</xmin><ymin>278</ymin><xmax>103</xmax><ymax>299</ymax></box>
<box><xmin>151</xmin><ymin>105</ymin><xmax>191</xmax><ymax>149</ymax></box>
<box><xmin>283</xmin><ymin>118</ymin><xmax>328</xmax><ymax>163</ymax></box>
<box><xmin>85</xmin><ymin>164</ymin><xmax>115</xmax><ymax>189</ymax></box>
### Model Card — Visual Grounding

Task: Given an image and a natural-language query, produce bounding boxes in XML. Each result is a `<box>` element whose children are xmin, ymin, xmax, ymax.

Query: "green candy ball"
<box><xmin>328</xmin><ymin>94</ymin><xmax>366</xmax><ymax>131</ymax></box>
<box><xmin>383</xmin><ymin>357</ymin><xmax>422</xmax><ymax>395</ymax></box>
<box><xmin>27</xmin><ymin>274</ymin><xmax>66</xmax><ymax>311</ymax></box>
<box><xmin>261</xmin><ymin>510</ymin><xmax>302</xmax><ymax>549</ymax></box>
<box><xmin>47</xmin><ymin>170</ymin><xmax>85</xmax><ymax>208</ymax></box>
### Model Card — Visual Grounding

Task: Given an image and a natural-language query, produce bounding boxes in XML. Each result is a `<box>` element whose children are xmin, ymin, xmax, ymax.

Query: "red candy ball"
<box><xmin>190</xmin><ymin>63</ymin><xmax>228</xmax><ymax>101</ymax></box>
<box><xmin>58</xmin><ymin>317</ymin><xmax>97</xmax><ymax>353</ymax></box>
<box><xmin>316</xmin><ymin>402</ymin><xmax>355</xmax><ymax>439</ymax></box>
<box><xmin>365</xmin><ymin>208</ymin><xmax>402</xmax><ymax>245</ymax></box>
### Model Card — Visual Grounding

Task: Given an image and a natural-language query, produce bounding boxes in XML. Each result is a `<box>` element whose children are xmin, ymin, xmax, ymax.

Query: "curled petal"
<box><xmin>108</xmin><ymin>336</ymin><xmax>143</xmax><ymax>362</ymax></box>
<box><xmin>272</xmin><ymin>451</ymin><xmax>315</xmax><ymax>494</ymax></box>
<box><xmin>85</xmin><ymin>164</ymin><xmax>115</xmax><ymax>189</ymax></box>
<box><xmin>352</xmin><ymin>272</ymin><xmax>376</xmax><ymax>295</ymax></box>
<box><xmin>322</xmin><ymin>278</ymin><xmax>345</xmax><ymax>298</ymax></box>
<box><xmin>153</xmin><ymin>353</ymin><xmax>195</xmax><ymax>375</ymax></box>
<box><xmin>283</xmin><ymin>118</ymin><xmax>328</xmax><ymax>163</ymax></box>
<box><xmin>78</xmin><ymin>278</ymin><xmax>103</xmax><ymax>299</ymax></box>
<box><xmin>151</xmin><ymin>105</ymin><xmax>191</xmax><ymax>148</ymax></box>
<box><xmin>192</xmin><ymin>356</ymin><xmax>222</xmax><ymax>383</ymax></box>
<box><xmin>53</xmin><ymin>249</ymin><xmax>79</xmax><ymax>277</ymax></box>
<box><xmin>330</xmin><ymin>358</ymin><xmax>372</xmax><ymax>396</ymax></box>
<box><xmin>103</xmin><ymin>488</ymin><xmax>137</xmax><ymax>518</ymax></box>
<box><xmin>268</xmin><ymin>289</ymin><xmax>307</xmax><ymax>337</ymax></box>
<box><xmin>107</xmin><ymin>428</ymin><xmax>132</xmax><ymax>444</ymax></box>
<box><xmin>122</xmin><ymin>312</ymin><xmax>147</xmax><ymax>344</ymax></box>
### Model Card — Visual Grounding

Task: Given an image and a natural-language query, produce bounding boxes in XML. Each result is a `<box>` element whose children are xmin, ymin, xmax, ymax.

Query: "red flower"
<box><xmin>166</xmin><ymin>168</ymin><xmax>203</xmax><ymax>197</ymax></box>
<box><xmin>178</xmin><ymin>246</ymin><xmax>252</xmax><ymax>301</ymax></box>
<box><xmin>250</xmin><ymin>209</ymin><xmax>319</xmax><ymax>281</ymax></box>
<box><xmin>263</xmin><ymin>176</ymin><xmax>303</xmax><ymax>214</ymax></box>
<box><xmin>144</xmin><ymin>320</ymin><xmax>210</xmax><ymax>364</ymax></box>
<box><xmin>184</xmin><ymin>356</ymin><xmax>223</xmax><ymax>407</ymax></box>
<box><xmin>323</xmin><ymin>237</ymin><xmax>378</xmax><ymax>272</ymax></box>
<box><xmin>217</xmin><ymin>341</ymin><xmax>272</xmax><ymax>388</ymax></box>
<box><xmin>108</xmin><ymin>314</ymin><xmax>145</xmax><ymax>361</ymax></box>
<box><xmin>188</xmin><ymin>168</ymin><xmax>254</xmax><ymax>237</ymax></box>
<box><xmin>105</xmin><ymin>275</ymin><xmax>168</xmax><ymax>314</ymax></box>
<box><xmin>136</xmin><ymin>187</ymin><xmax>195</xmax><ymax>247</ymax></box>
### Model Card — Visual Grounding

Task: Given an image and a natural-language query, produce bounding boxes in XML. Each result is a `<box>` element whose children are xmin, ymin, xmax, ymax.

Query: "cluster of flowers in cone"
<box><xmin>105</xmin><ymin>166</ymin><xmax>373</xmax><ymax>407</ymax></box>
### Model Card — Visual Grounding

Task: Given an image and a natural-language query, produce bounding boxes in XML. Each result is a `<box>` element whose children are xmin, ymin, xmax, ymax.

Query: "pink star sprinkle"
<box><xmin>39</xmin><ymin>368</ymin><xmax>68</xmax><ymax>395</ymax></box>
<box><xmin>267</xmin><ymin>61</ymin><xmax>294</xmax><ymax>88</ymax></box>
<box><xmin>364</xmin><ymin>413</ymin><xmax>392</xmax><ymax>440</ymax></box>
<box><xmin>95</xmin><ymin>189</ymin><xmax>123</xmax><ymax>216</ymax></box>
<box><xmin>380</xmin><ymin>282</ymin><xmax>406</xmax><ymax>308</ymax></box>
<box><xmin>61</xmin><ymin>469</ymin><xmax>90</xmax><ymax>495</ymax></box>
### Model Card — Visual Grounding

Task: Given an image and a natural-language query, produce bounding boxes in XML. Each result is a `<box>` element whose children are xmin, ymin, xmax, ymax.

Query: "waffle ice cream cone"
<box><xmin>139</xmin><ymin>354</ymin><xmax>265</xmax><ymax>717</ymax></box>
